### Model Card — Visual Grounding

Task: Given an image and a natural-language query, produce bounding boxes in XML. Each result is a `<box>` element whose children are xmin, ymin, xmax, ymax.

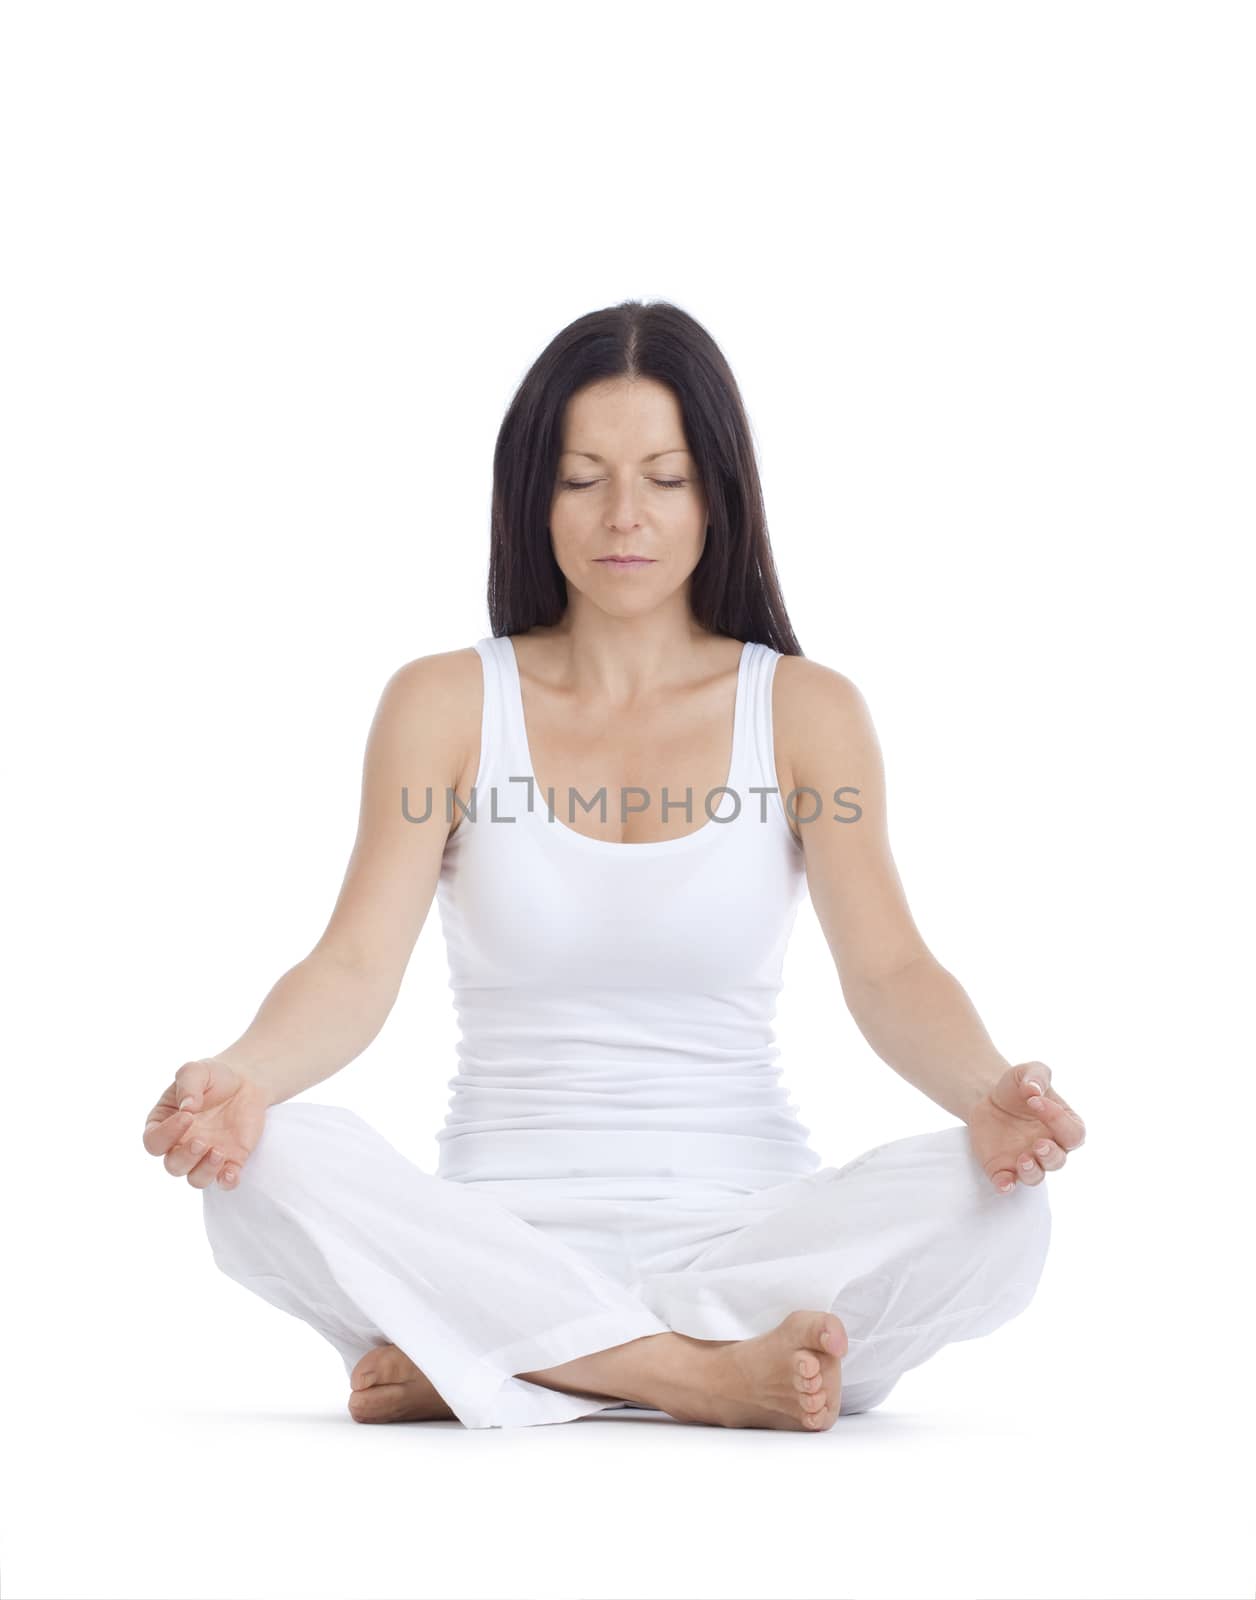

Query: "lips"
<box><xmin>597</xmin><ymin>556</ymin><xmax>655</xmax><ymax>564</ymax></box>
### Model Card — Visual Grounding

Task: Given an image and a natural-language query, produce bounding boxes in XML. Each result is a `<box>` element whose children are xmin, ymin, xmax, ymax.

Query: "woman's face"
<box><xmin>549</xmin><ymin>377</ymin><xmax>708</xmax><ymax>617</ymax></box>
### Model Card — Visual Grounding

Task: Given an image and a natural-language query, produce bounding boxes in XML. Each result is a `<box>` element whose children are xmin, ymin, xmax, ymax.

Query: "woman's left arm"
<box><xmin>775</xmin><ymin>657</ymin><xmax>1086</xmax><ymax>1194</ymax></box>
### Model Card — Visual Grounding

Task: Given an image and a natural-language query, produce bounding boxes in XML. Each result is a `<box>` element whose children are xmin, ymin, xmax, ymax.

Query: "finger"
<box><xmin>143</xmin><ymin>1107</ymin><xmax>195</xmax><ymax>1156</ymax></box>
<box><xmin>186</xmin><ymin>1146</ymin><xmax>227</xmax><ymax>1191</ymax></box>
<box><xmin>1014</xmin><ymin>1149</ymin><xmax>1047</xmax><ymax>1186</ymax></box>
<box><xmin>142</xmin><ymin>1080</ymin><xmax>182</xmax><ymax>1139</ymax></box>
<box><xmin>145</xmin><ymin>1080</ymin><xmax>181</xmax><ymax>1118</ymax></box>
<box><xmin>1025</xmin><ymin>1089</ymin><xmax>1086</xmax><ymax>1151</ymax></box>
<box><xmin>1048</xmin><ymin>1095</ymin><xmax>1085</xmax><ymax>1149</ymax></box>
<box><xmin>164</xmin><ymin>1130</ymin><xmax>211</xmax><ymax>1179</ymax></box>
<box><xmin>216</xmin><ymin>1157</ymin><xmax>242</xmax><ymax>1189</ymax></box>
<box><xmin>1031</xmin><ymin>1138</ymin><xmax>1068</xmax><ymax>1172</ymax></box>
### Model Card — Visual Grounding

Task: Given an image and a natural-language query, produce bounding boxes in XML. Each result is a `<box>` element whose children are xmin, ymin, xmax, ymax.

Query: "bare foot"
<box><xmin>347</xmin><ymin>1344</ymin><xmax>456</xmax><ymax>1424</ymax></box>
<box><xmin>666</xmin><ymin>1310</ymin><xmax>848</xmax><ymax>1432</ymax></box>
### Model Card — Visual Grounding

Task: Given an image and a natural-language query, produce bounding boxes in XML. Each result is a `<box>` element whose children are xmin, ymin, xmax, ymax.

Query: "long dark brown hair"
<box><xmin>487</xmin><ymin>299</ymin><xmax>803</xmax><ymax>656</ymax></box>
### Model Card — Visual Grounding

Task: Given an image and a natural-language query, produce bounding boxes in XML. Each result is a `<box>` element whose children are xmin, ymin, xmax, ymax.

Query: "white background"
<box><xmin>3</xmin><ymin>3</ymin><xmax>1252</xmax><ymax>1598</ymax></box>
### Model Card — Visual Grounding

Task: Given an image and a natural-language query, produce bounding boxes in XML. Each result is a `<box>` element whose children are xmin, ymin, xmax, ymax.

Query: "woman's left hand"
<box><xmin>965</xmin><ymin>1060</ymin><xmax>1086</xmax><ymax>1193</ymax></box>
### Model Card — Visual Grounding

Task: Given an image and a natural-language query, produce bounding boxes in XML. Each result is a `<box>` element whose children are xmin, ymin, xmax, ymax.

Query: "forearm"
<box><xmin>211</xmin><ymin>947</ymin><xmax>399</xmax><ymax>1108</ymax></box>
<box><xmin>842</xmin><ymin>954</ymin><xmax>1009</xmax><ymax>1122</ymax></box>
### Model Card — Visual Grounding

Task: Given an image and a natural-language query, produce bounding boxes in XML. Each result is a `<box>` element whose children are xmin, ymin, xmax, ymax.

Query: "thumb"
<box><xmin>173</xmin><ymin>1058</ymin><xmax>216</xmax><ymax>1114</ymax></box>
<box><xmin>1016</xmin><ymin>1060</ymin><xmax>1050</xmax><ymax>1098</ymax></box>
<box><xmin>987</xmin><ymin>1060</ymin><xmax>1046</xmax><ymax>1119</ymax></box>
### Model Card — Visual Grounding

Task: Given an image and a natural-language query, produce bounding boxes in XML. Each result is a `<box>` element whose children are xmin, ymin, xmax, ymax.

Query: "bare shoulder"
<box><xmin>373</xmin><ymin>644</ymin><xmax>484</xmax><ymax>797</ymax></box>
<box><xmin>772</xmin><ymin>653</ymin><xmax>868</xmax><ymax>719</ymax></box>
<box><xmin>311</xmin><ymin>645</ymin><xmax>485</xmax><ymax>982</ymax></box>
<box><xmin>771</xmin><ymin>653</ymin><xmax>923</xmax><ymax>985</ymax></box>
<box><xmin>383</xmin><ymin>643</ymin><xmax>482</xmax><ymax>704</ymax></box>
<box><xmin>771</xmin><ymin>653</ymin><xmax>879</xmax><ymax>803</ymax></box>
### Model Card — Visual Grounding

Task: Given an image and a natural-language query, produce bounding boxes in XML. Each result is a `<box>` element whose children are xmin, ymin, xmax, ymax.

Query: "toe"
<box><xmin>352</xmin><ymin>1343</ymin><xmax>412</xmax><ymax>1390</ymax></box>
<box><xmin>375</xmin><ymin>1345</ymin><xmax>414</xmax><ymax>1384</ymax></box>
<box><xmin>348</xmin><ymin>1383</ymin><xmax>399</xmax><ymax>1423</ymax></box>
<box><xmin>350</xmin><ymin>1352</ymin><xmax>382</xmax><ymax>1391</ymax></box>
<box><xmin>788</xmin><ymin>1309</ymin><xmax>848</xmax><ymax>1360</ymax></box>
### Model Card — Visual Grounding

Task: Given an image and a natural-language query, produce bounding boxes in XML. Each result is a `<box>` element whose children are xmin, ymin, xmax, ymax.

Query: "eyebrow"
<box><xmin>562</xmin><ymin>448</ymin><xmax>690</xmax><ymax>463</ymax></box>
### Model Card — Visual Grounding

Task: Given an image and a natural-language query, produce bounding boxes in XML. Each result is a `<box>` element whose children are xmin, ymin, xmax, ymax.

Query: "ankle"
<box><xmin>632</xmin><ymin>1331</ymin><xmax>725</xmax><ymax>1407</ymax></box>
<box><xmin>519</xmin><ymin>1330</ymin><xmax>715</xmax><ymax>1410</ymax></box>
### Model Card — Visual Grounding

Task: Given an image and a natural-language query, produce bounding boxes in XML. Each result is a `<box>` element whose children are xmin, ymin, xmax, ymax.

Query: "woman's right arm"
<box><xmin>143</xmin><ymin>648</ymin><xmax>478</xmax><ymax>1187</ymax></box>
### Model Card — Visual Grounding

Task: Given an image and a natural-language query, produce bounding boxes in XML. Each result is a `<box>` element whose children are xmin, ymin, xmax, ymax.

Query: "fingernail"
<box><xmin>178</xmin><ymin>1097</ymin><xmax>194</xmax><ymax>1111</ymax></box>
<box><xmin>1035</xmin><ymin>1142</ymin><xmax>1050</xmax><ymax>1156</ymax></box>
<box><xmin>1025</xmin><ymin>1080</ymin><xmax>1043</xmax><ymax>1096</ymax></box>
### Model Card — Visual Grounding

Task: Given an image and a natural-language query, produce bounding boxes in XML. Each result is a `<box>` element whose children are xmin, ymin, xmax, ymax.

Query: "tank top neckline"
<box><xmin>497</xmin><ymin>633</ymin><xmax>754</xmax><ymax>857</ymax></box>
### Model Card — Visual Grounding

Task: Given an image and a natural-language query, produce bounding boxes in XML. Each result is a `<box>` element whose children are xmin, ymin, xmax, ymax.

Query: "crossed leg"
<box><xmin>628</xmin><ymin>1125</ymin><xmax>1053</xmax><ymax>1415</ymax></box>
<box><xmin>203</xmin><ymin>1106</ymin><xmax>1049</xmax><ymax>1431</ymax></box>
<box><xmin>350</xmin><ymin>1310</ymin><xmax>850</xmax><ymax>1432</ymax></box>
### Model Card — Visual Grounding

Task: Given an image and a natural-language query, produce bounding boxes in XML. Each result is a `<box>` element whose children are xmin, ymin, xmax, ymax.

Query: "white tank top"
<box><xmin>433</xmin><ymin>634</ymin><xmax>821</xmax><ymax>1198</ymax></box>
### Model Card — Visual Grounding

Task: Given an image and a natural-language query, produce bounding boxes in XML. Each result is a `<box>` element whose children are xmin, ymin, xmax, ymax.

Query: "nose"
<box><xmin>604</xmin><ymin>479</ymin><xmax>647</xmax><ymax>531</ymax></box>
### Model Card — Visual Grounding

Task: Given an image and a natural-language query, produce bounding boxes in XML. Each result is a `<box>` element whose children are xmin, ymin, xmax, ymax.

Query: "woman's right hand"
<box><xmin>142</xmin><ymin>1057</ymin><xmax>271</xmax><ymax>1189</ymax></box>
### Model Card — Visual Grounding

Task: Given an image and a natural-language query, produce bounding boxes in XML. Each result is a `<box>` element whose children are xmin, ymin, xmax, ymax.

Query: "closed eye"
<box><xmin>561</xmin><ymin>478</ymin><xmax>688</xmax><ymax>491</ymax></box>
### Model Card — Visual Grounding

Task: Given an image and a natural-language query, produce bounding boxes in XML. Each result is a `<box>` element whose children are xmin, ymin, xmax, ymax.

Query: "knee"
<box><xmin>200</xmin><ymin>1104</ymin><xmax>362</xmax><ymax>1264</ymax></box>
<box><xmin>233</xmin><ymin>1101</ymin><xmax>366</xmax><ymax>1189</ymax></box>
<box><xmin>929</xmin><ymin>1125</ymin><xmax>1053</xmax><ymax>1314</ymax></box>
<box><xmin>983</xmin><ymin>1172</ymin><xmax>1051</xmax><ymax>1317</ymax></box>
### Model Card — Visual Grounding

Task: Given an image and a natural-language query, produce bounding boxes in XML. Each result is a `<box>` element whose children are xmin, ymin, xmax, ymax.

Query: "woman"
<box><xmin>142</xmin><ymin>300</ymin><xmax>1085</xmax><ymax>1432</ymax></box>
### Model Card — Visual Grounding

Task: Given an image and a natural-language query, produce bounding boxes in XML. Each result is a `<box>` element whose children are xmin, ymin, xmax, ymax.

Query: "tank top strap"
<box><xmin>738</xmin><ymin>641</ymin><xmax>785</xmax><ymax>810</ymax></box>
<box><xmin>471</xmin><ymin>635</ymin><xmax>531</xmax><ymax>792</ymax></box>
<box><xmin>472</xmin><ymin>634</ymin><xmax>778</xmax><ymax>819</ymax></box>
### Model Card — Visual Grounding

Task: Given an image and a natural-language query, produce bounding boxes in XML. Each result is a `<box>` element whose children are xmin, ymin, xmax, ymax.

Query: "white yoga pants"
<box><xmin>200</xmin><ymin>1102</ymin><xmax>1051</xmax><ymax>1430</ymax></box>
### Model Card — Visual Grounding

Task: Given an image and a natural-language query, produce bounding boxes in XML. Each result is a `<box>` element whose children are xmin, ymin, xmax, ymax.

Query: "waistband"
<box><xmin>434</xmin><ymin>1126</ymin><xmax>822</xmax><ymax>1187</ymax></box>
